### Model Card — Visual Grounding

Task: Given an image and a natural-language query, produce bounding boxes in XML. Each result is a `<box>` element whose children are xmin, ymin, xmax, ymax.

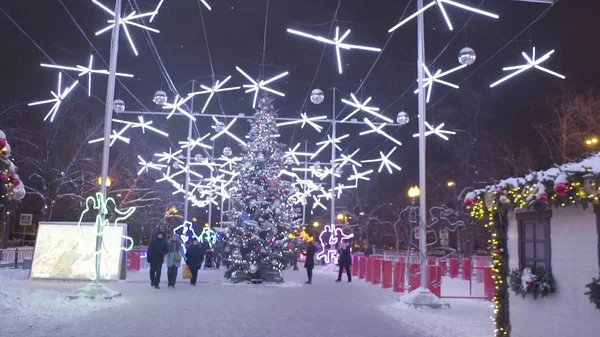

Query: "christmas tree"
<box><xmin>0</xmin><ymin>130</ymin><xmax>25</xmax><ymax>205</ymax></box>
<box><xmin>221</xmin><ymin>95</ymin><xmax>299</xmax><ymax>283</ymax></box>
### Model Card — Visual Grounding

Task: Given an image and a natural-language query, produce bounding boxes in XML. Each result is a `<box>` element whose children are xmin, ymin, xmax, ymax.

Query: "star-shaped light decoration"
<box><xmin>311</xmin><ymin>134</ymin><xmax>350</xmax><ymax>159</ymax></box>
<box><xmin>333</xmin><ymin>149</ymin><xmax>362</xmax><ymax>169</ymax></box>
<box><xmin>362</xmin><ymin>147</ymin><xmax>402</xmax><ymax>174</ymax></box>
<box><xmin>28</xmin><ymin>73</ymin><xmax>79</xmax><ymax>122</ymax></box>
<box><xmin>412</xmin><ymin>121</ymin><xmax>456</xmax><ymax>141</ymax></box>
<box><xmin>277</xmin><ymin>113</ymin><xmax>326</xmax><ymax>132</ymax></box>
<box><xmin>163</xmin><ymin>94</ymin><xmax>198</xmax><ymax>121</ymax></box>
<box><xmin>218</xmin><ymin>155</ymin><xmax>243</xmax><ymax>170</ymax></box>
<box><xmin>74</xmin><ymin>192</ymin><xmax>135</xmax><ymax>280</ymax></box>
<box><xmin>191</xmin><ymin>76</ymin><xmax>240</xmax><ymax>113</ymax></box>
<box><xmin>150</xmin><ymin>0</ymin><xmax>211</xmax><ymax>22</ymax></box>
<box><xmin>359</xmin><ymin>118</ymin><xmax>403</xmax><ymax>146</ymax></box>
<box><xmin>92</xmin><ymin>0</ymin><xmax>160</xmax><ymax>56</ymax></box>
<box><xmin>179</xmin><ymin>133</ymin><xmax>212</xmax><ymax>151</ymax></box>
<box><xmin>312</xmin><ymin>195</ymin><xmax>327</xmax><ymax>210</ymax></box>
<box><xmin>341</xmin><ymin>93</ymin><xmax>392</xmax><ymax>123</ymax></box>
<box><xmin>236</xmin><ymin>66</ymin><xmax>289</xmax><ymax>108</ymax></box>
<box><xmin>210</xmin><ymin>117</ymin><xmax>246</xmax><ymax>145</ymax></box>
<box><xmin>88</xmin><ymin>125</ymin><xmax>131</xmax><ymax>146</ymax></box>
<box><xmin>41</xmin><ymin>55</ymin><xmax>134</xmax><ymax>96</ymax></box>
<box><xmin>137</xmin><ymin>155</ymin><xmax>167</xmax><ymax>175</ymax></box>
<box><xmin>413</xmin><ymin>64</ymin><xmax>466</xmax><ymax>103</ymax></box>
<box><xmin>284</xmin><ymin>143</ymin><xmax>316</xmax><ymax>165</ymax></box>
<box><xmin>490</xmin><ymin>47</ymin><xmax>565</xmax><ymax>88</ymax></box>
<box><xmin>154</xmin><ymin>148</ymin><xmax>184</xmax><ymax>164</ymax></box>
<box><xmin>113</xmin><ymin>116</ymin><xmax>169</xmax><ymax>137</ymax></box>
<box><xmin>388</xmin><ymin>0</ymin><xmax>498</xmax><ymax>33</ymax></box>
<box><xmin>287</xmin><ymin>26</ymin><xmax>382</xmax><ymax>74</ymax></box>
<box><xmin>348</xmin><ymin>166</ymin><xmax>374</xmax><ymax>184</ymax></box>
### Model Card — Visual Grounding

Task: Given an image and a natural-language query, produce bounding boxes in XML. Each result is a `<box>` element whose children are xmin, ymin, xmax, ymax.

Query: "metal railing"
<box><xmin>0</xmin><ymin>247</ymin><xmax>34</xmax><ymax>267</ymax></box>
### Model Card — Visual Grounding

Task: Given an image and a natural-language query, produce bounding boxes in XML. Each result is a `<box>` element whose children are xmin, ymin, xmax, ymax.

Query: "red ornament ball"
<box><xmin>464</xmin><ymin>198</ymin><xmax>475</xmax><ymax>208</ymax></box>
<box><xmin>497</xmin><ymin>188</ymin><xmax>504</xmax><ymax>195</ymax></box>
<box><xmin>0</xmin><ymin>139</ymin><xmax>6</xmax><ymax>149</ymax></box>
<box><xmin>537</xmin><ymin>193</ymin><xmax>548</xmax><ymax>204</ymax></box>
<box><xmin>287</xmin><ymin>242</ymin><xmax>295</xmax><ymax>250</ymax></box>
<box><xmin>0</xmin><ymin>174</ymin><xmax>7</xmax><ymax>182</ymax></box>
<box><xmin>553</xmin><ymin>183</ymin><xmax>569</xmax><ymax>196</ymax></box>
<box><xmin>11</xmin><ymin>178</ymin><xmax>19</xmax><ymax>186</ymax></box>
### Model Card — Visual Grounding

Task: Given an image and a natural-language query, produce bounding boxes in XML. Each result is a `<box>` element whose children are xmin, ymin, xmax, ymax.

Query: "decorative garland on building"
<box><xmin>465</xmin><ymin>153</ymin><xmax>600</xmax><ymax>336</ymax></box>
<box><xmin>509</xmin><ymin>266</ymin><xmax>555</xmax><ymax>299</ymax></box>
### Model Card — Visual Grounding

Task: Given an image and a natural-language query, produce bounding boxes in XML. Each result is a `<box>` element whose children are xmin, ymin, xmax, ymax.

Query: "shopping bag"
<box><xmin>183</xmin><ymin>264</ymin><xmax>192</xmax><ymax>279</ymax></box>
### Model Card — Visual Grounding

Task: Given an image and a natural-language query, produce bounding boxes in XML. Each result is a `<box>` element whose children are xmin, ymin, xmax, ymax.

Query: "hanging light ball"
<box><xmin>310</xmin><ymin>88</ymin><xmax>325</xmax><ymax>105</ymax></box>
<box><xmin>215</xmin><ymin>121</ymin><xmax>226</xmax><ymax>133</ymax></box>
<box><xmin>458</xmin><ymin>47</ymin><xmax>476</xmax><ymax>66</ymax></box>
<box><xmin>194</xmin><ymin>154</ymin><xmax>203</xmax><ymax>162</ymax></box>
<box><xmin>223</xmin><ymin>147</ymin><xmax>233</xmax><ymax>157</ymax></box>
<box><xmin>153</xmin><ymin>90</ymin><xmax>167</xmax><ymax>105</ymax></box>
<box><xmin>396</xmin><ymin>111</ymin><xmax>410</xmax><ymax>125</ymax></box>
<box><xmin>173</xmin><ymin>161</ymin><xmax>182</xmax><ymax>169</ymax></box>
<box><xmin>335</xmin><ymin>166</ymin><xmax>343</xmax><ymax>176</ymax></box>
<box><xmin>285</xmin><ymin>156</ymin><xmax>295</xmax><ymax>165</ymax></box>
<box><xmin>113</xmin><ymin>99</ymin><xmax>125</xmax><ymax>113</ymax></box>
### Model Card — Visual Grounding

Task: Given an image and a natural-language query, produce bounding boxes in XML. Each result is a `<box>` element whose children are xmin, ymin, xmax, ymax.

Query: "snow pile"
<box><xmin>314</xmin><ymin>263</ymin><xmax>338</xmax><ymax>273</ymax></box>
<box><xmin>382</xmin><ymin>296</ymin><xmax>494</xmax><ymax>337</ymax></box>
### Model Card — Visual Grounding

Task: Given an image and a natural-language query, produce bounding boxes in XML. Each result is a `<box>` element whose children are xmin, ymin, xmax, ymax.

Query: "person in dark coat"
<box><xmin>336</xmin><ymin>243</ymin><xmax>352</xmax><ymax>283</ymax></box>
<box><xmin>304</xmin><ymin>242</ymin><xmax>316</xmax><ymax>284</ymax></box>
<box><xmin>147</xmin><ymin>232</ymin><xmax>169</xmax><ymax>289</ymax></box>
<box><xmin>213</xmin><ymin>242</ymin><xmax>222</xmax><ymax>269</ymax></box>
<box><xmin>185</xmin><ymin>238</ymin><xmax>202</xmax><ymax>286</ymax></box>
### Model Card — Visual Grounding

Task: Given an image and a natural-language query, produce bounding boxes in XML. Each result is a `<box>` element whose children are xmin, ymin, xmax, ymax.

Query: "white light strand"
<box><xmin>412</xmin><ymin>121</ymin><xmax>456</xmax><ymax>141</ymax></box>
<box><xmin>113</xmin><ymin>116</ymin><xmax>169</xmax><ymax>137</ymax></box>
<box><xmin>88</xmin><ymin>124</ymin><xmax>131</xmax><ymax>146</ymax></box>
<box><xmin>28</xmin><ymin>73</ymin><xmax>79</xmax><ymax>122</ymax></box>
<box><xmin>347</xmin><ymin>166</ymin><xmax>373</xmax><ymax>183</ymax></box>
<box><xmin>150</xmin><ymin>0</ymin><xmax>210</xmax><ymax>23</ymax></box>
<box><xmin>361</xmin><ymin>147</ymin><xmax>402</xmax><ymax>174</ymax></box>
<box><xmin>341</xmin><ymin>93</ymin><xmax>391</xmax><ymax>123</ymax></box>
<box><xmin>92</xmin><ymin>0</ymin><xmax>160</xmax><ymax>56</ymax></box>
<box><xmin>388</xmin><ymin>0</ymin><xmax>498</xmax><ymax>33</ymax></box>
<box><xmin>311</xmin><ymin>134</ymin><xmax>350</xmax><ymax>159</ymax></box>
<box><xmin>41</xmin><ymin>55</ymin><xmax>133</xmax><ymax>96</ymax></box>
<box><xmin>413</xmin><ymin>64</ymin><xmax>467</xmax><ymax>103</ymax></box>
<box><xmin>210</xmin><ymin>117</ymin><xmax>246</xmax><ymax>145</ymax></box>
<box><xmin>162</xmin><ymin>94</ymin><xmax>198</xmax><ymax>121</ymax></box>
<box><xmin>191</xmin><ymin>76</ymin><xmax>240</xmax><ymax>113</ymax></box>
<box><xmin>236</xmin><ymin>67</ymin><xmax>289</xmax><ymax>108</ymax></box>
<box><xmin>287</xmin><ymin>26</ymin><xmax>382</xmax><ymax>74</ymax></box>
<box><xmin>277</xmin><ymin>113</ymin><xmax>326</xmax><ymax>133</ymax></box>
<box><xmin>359</xmin><ymin>118</ymin><xmax>403</xmax><ymax>146</ymax></box>
<box><xmin>490</xmin><ymin>47</ymin><xmax>565</xmax><ymax>88</ymax></box>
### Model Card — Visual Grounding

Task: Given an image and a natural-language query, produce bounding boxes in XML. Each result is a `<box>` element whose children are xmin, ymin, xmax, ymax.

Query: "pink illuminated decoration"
<box><xmin>316</xmin><ymin>224</ymin><xmax>354</xmax><ymax>264</ymax></box>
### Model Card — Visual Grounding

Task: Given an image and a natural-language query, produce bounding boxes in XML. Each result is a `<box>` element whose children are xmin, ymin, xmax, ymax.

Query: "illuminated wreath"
<box><xmin>509</xmin><ymin>266</ymin><xmax>555</xmax><ymax>299</ymax></box>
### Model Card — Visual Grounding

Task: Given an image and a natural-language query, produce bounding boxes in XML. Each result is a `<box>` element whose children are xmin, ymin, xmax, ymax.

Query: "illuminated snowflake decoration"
<box><xmin>414</xmin><ymin>64</ymin><xmax>467</xmax><ymax>103</ymax></box>
<box><xmin>89</xmin><ymin>125</ymin><xmax>131</xmax><ymax>146</ymax></box>
<box><xmin>388</xmin><ymin>0</ymin><xmax>498</xmax><ymax>33</ymax></box>
<box><xmin>341</xmin><ymin>93</ymin><xmax>391</xmax><ymax>123</ymax></box>
<box><xmin>236</xmin><ymin>67</ymin><xmax>289</xmax><ymax>109</ymax></box>
<box><xmin>277</xmin><ymin>113</ymin><xmax>326</xmax><ymax>133</ymax></box>
<box><xmin>28</xmin><ymin>73</ymin><xmax>79</xmax><ymax>122</ymax></box>
<box><xmin>490</xmin><ymin>47</ymin><xmax>565</xmax><ymax>88</ymax></box>
<box><xmin>359</xmin><ymin>118</ymin><xmax>402</xmax><ymax>146</ymax></box>
<box><xmin>150</xmin><ymin>0</ymin><xmax>211</xmax><ymax>23</ymax></box>
<box><xmin>362</xmin><ymin>147</ymin><xmax>402</xmax><ymax>174</ymax></box>
<box><xmin>192</xmin><ymin>76</ymin><xmax>240</xmax><ymax>113</ymax></box>
<box><xmin>412</xmin><ymin>121</ymin><xmax>456</xmax><ymax>141</ymax></box>
<box><xmin>113</xmin><ymin>116</ymin><xmax>169</xmax><ymax>137</ymax></box>
<box><xmin>287</xmin><ymin>26</ymin><xmax>381</xmax><ymax>74</ymax></box>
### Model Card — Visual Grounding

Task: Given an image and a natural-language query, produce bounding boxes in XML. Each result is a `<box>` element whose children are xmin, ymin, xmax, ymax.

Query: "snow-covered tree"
<box><xmin>221</xmin><ymin>95</ymin><xmax>298</xmax><ymax>282</ymax></box>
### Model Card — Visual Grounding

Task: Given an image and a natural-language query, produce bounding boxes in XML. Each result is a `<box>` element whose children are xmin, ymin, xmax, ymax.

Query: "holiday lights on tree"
<box><xmin>220</xmin><ymin>95</ymin><xmax>299</xmax><ymax>282</ymax></box>
<box><xmin>0</xmin><ymin>131</ymin><xmax>26</xmax><ymax>204</ymax></box>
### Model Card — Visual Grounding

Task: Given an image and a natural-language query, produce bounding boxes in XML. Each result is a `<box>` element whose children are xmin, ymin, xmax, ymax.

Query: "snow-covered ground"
<box><xmin>0</xmin><ymin>266</ymin><xmax>492</xmax><ymax>337</ymax></box>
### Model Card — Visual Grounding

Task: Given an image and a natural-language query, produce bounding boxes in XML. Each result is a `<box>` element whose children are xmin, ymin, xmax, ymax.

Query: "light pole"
<box><xmin>71</xmin><ymin>0</ymin><xmax>122</xmax><ymax>299</ymax></box>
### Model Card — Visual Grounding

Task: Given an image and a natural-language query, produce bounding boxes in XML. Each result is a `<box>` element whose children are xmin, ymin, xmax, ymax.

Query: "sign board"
<box><xmin>20</xmin><ymin>213</ymin><xmax>33</xmax><ymax>226</ymax></box>
<box><xmin>30</xmin><ymin>222</ymin><xmax>127</xmax><ymax>281</ymax></box>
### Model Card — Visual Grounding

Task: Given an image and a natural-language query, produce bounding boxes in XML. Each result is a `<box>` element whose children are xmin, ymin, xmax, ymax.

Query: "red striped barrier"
<box><xmin>372</xmin><ymin>259</ymin><xmax>382</xmax><ymax>285</ymax></box>
<box><xmin>448</xmin><ymin>258</ymin><xmax>459</xmax><ymax>278</ymax></box>
<box><xmin>462</xmin><ymin>258</ymin><xmax>471</xmax><ymax>281</ymax></box>
<box><xmin>352</xmin><ymin>256</ymin><xmax>359</xmax><ymax>276</ymax></box>
<box><xmin>427</xmin><ymin>257</ymin><xmax>436</xmax><ymax>266</ymax></box>
<box><xmin>428</xmin><ymin>265</ymin><xmax>442</xmax><ymax>297</ymax></box>
<box><xmin>382</xmin><ymin>260</ymin><xmax>393</xmax><ymax>289</ymax></box>
<box><xmin>366</xmin><ymin>257</ymin><xmax>374</xmax><ymax>282</ymax></box>
<box><xmin>393</xmin><ymin>261</ymin><xmax>406</xmax><ymax>293</ymax></box>
<box><xmin>409</xmin><ymin>264</ymin><xmax>421</xmax><ymax>291</ymax></box>
<box><xmin>358</xmin><ymin>256</ymin><xmax>366</xmax><ymax>279</ymax></box>
<box><xmin>484</xmin><ymin>268</ymin><xmax>494</xmax><ymax>301</ymax></box>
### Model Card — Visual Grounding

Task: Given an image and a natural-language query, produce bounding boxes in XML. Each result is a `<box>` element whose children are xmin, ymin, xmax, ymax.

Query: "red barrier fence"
<box><xmin>358</xmin><ymin>256</ymin><xmax>366</xmax><ymax>279</ymax></box>
<box><xmin>393</xmin><ymin>261</ymin><xmax>406</xmax><ymax>293</ymax></box>
<box><xmin>448</xmin><ymin>258</ymin><xmax>459</xmax><ymax>278</ymax></box>
<box><xmin>461</xmin><ymin>258</ymin><xmax>471</xmax><ymax>281</ymax></box>
<box><xmin>127</xmin><ymin>249</ymin><xmax>144</xmax><ymax>271</ymax></box>
<box><xmin>352</xmin><ymin>256</ymin><xmax>359</xmax><ymax>276</ymax></box>
<box><xmin>366</xmin><ymin>257</ymin><xmax>374</xmax><ymax>282</ymax></box>
<box><xmin>372</xmin><ymin>259</ymin><xmax>382</xmax><ymax>285</ymax></box>
<box><xmin>382</xmin><ymin>260</ymin><xmax>393</xmax><ymax>289</ymax></box>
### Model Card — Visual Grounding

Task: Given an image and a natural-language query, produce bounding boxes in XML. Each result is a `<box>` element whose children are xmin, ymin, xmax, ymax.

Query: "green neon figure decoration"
<box><xmin>199</xmin><ymin>226</ymin><xmax>216</xmax><ymax>248</ymax></box>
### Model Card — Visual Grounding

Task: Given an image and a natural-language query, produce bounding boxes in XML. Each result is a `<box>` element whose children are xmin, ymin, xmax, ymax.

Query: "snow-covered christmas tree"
<box><xmin>221</xmin><ymin>95</ymin><xmax>299</xmax><ymax>283</ymax></box>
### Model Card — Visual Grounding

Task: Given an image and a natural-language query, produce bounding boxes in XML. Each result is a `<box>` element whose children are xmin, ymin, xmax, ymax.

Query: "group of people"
<box><xmin>302</xmin><ymin>241</ymin><xmax>352</xmax><ymax>284</ymax></box>
<box><xmin>146</xmin><ymin>232</ymin><xmax>220</xmax><ymax>288</ymax></box>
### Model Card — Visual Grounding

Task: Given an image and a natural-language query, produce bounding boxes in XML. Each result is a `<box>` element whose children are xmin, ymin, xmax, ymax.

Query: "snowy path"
<box><xmin>1</xmin><ymin>267</ymin><xmax>492</xmax><ymax>337</ymax></box>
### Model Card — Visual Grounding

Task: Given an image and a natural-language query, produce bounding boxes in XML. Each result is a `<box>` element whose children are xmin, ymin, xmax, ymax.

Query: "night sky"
<box><xmin>0</xmin><ymin>0</ymin><xmax>597</xmax><ymax>208</ymax></box>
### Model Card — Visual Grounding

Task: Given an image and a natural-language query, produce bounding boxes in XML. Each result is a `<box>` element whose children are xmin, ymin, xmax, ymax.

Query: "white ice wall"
<box><xmin>507</xmin><ymin>206</ymin><xmax>599</xmax><ymax>337</ymax></box>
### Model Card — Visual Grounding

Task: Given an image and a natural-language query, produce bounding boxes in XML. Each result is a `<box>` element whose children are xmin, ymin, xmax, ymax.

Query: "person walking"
<box><xmin>304</xmin><ymin>242</ymin><xmax>316</xmax><ymax>284</ymax></box>
<box><xmin>166</xmin><ymin>234</ymin><xmax>184</xmax><ymax>288</ymax></box>
<box><xmin>213</xmin><ymin>241</ymin><xmax>222</xmax><ymax>269</ymax></box>
<box><xmin>185</xmin><ymin>238</ymin><xmax>202</xmax><ymax>286</ymax></box>
<box><xmin>336</xmin><ymin>242</ymin><xmax>352</xmax><ymax>283</ymax></box>
<box><xmin>147</xmin><ymin>232</ymin><xmax>169</xmax><ymax>289</ymax></box>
